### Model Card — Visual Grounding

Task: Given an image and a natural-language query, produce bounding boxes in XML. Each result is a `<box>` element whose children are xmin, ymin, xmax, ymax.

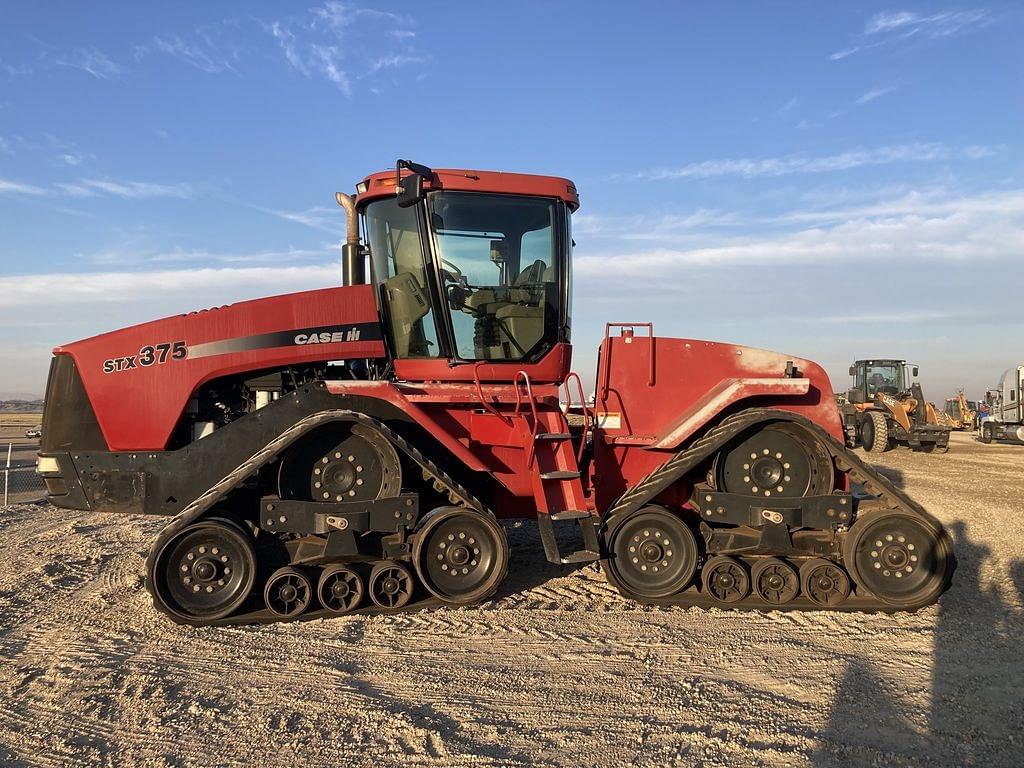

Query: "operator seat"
<box><xmin>494</xmin><ymin>259</ymin><xmax>551</xmax><ymax>357</ymax></box>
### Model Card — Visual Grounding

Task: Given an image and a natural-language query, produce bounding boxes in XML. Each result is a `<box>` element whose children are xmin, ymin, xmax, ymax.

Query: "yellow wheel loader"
<box><xmin>839</xmin><ymin>360</ymin><xmax>951</xmax><ymax>453</ymax></box>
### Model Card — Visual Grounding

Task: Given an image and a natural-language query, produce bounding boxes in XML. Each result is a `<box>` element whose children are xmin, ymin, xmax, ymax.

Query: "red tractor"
<box><xmin>38</xmin><ymin>161</ymin><xmax>954</xmax><ymax>624</ymax></box>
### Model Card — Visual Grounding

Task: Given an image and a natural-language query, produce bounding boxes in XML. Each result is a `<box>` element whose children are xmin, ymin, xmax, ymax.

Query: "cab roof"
<box><xmin>354</xmin><ymin>168</ymin><xmax>579</xmax><ymax>211</ymax></box>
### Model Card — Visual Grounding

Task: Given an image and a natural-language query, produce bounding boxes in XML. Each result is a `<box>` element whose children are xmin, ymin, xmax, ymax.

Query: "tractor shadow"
<box><xmin>863</xmin><ymin>465</ymin><xmax>906</xmax><ymax>489</ymax></box>
<box><xmin>811</xmin><ymin>522</ymin><xmax>1024</xmax><ymax>766</ymax></box>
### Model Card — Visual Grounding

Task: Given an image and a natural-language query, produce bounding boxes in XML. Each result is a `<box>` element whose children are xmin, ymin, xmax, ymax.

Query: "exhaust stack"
<box><xmin>336</xmin><ymin>192</ymin><xmax>364</xmax><ymax>286</ymax></box>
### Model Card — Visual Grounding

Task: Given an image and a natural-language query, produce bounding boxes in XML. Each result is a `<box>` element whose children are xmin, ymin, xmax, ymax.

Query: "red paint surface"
<box><xmin>355</xmin><ymin>168</ymin><xmax>580</xmax><ymax>210</ymax></box>
<box><xmin>57</xmin><ymin>285</ymin><xmax>384</xmax><ymax>450</ymax></box>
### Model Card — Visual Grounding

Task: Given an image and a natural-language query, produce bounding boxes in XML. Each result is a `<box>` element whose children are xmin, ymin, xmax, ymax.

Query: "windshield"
<box><xmin>428</xmin><ymin>192</ymin><xmax>560</xmax><ymax>361</ymax></box>
<box><xmin>863</xmin><ymin>362</ymin><xmax>905</xmax><ymax>395</ymax></box>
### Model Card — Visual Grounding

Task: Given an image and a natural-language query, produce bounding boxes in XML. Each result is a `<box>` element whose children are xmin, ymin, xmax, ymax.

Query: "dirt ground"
<box><xmin>0</xmin><ymin>430</ymin><xmax>1021</xmax><ymax>767</ymax></box>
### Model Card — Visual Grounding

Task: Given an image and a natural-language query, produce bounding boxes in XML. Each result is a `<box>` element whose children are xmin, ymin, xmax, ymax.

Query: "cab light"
<box><xmin>36</xmin><ymin>456</ymin><xmax>60</xmax><ymax>474</ymax></box>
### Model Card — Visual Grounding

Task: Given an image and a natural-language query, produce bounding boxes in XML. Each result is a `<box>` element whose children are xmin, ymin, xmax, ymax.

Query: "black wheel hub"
<box><xmin>153</xmin><ymin>519</ymin><xmax>255</xmax><ymax>621</ymax></box>
<box><xmin>369</xmin><ymin>563</ymin><xmax>414</xmax><ymax>609</ymax></box>
<box><xmin>719</xmin><ymin>424</ymin><xmax>833</xmax><ymax>499</ymax></box>
<box><xmin>801</xmin><ymin>559</ymin><xmax>851</xmax><ymax>607</ymax></box>
<box><xmin>278</xmin><ymin>425</ymin><xmax>400</xmax><ymax>503</ymax></box>
<box><xmin>264</xmin><ymin>567</ymin><xmax>312</xmax><ymax>618</ymax></box>
<box><xmin>414</xmin><ymin>509</ymin><xmax>509</xmax><ymax>605</ymax></box>
<box><xmin>317</xmin><ymin>565</ymin><xmax>364</xmax><ymax>614</ymax></box>
<box><xmin>753</xmin><ymin>558</ymin><xmax>799</xmax><ymax>605</ymax></box>
<box><xmin>608</xmin><ymin>508</ymin><xmax>698</xmax><ymax>598</ymax></box>
<box><xmin>702</xmin><ymin>556</ymin><xmax>750</xmax><ymax>603</ymax></box>
<box><xmin>845</xmin><ymin>511</ymin><xmax>950</xmax><ymax>607</ymax></box>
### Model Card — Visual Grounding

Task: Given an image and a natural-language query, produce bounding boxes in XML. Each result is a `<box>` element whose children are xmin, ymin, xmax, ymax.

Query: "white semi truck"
<box><xmin>980</xmin><ymin>365</ymin><xmax>1024</xmax><ymax>444</ymax></box>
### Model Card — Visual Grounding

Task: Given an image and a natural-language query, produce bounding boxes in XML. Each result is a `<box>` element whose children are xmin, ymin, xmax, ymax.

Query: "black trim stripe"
<box><xmin>187</xmin><ymin>322</ymin><xmax>383</xmax><ymax>360</ymax></box>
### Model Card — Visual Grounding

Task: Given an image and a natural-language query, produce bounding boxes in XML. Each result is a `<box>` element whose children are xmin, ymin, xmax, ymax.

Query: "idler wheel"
<box><xmin>799</xmin><ymin>558</ymin><xmax>851</xmax><ymax>608</ymax></box>
<box><xmin>318</xmin><ymin>564</ymin><xmax>365</xmax><ymax>615</ymax></box>
<box><xmin>413</xmin><ymin>507</ymin><xmax>509</xmax><ymax>605</ymax></box>
<box><xmin>843</xmin><ymin>509</ymin><xmax>952</xmax><ymax>608</ymax></box>
<box><xmin>605</xmin><ymin>506</ymin><xmax>698</xmax><ymax>599</ymax></box>
<box><xmin>751</xmin><ymin>557</ymin><xmax>800</xmax><ymax>605</ymax></box>
<box><xmin>264</xmin><ymin>567</ymin><xmax>313</xmax><ymax>618</ymax></box>
<box><xmin>149</xmin><ymin>518</ymin><xmax>256</xmax><ymax>621</ymax></box>
<box><xmin>702</xmin><ymin>555</ymin><xmax>750</xmax><ymax>603</ymax></box>
<box><xmin>717</xmin><ymin>422</ymin><xmax>834</xmax><ymax>499</ymax></box>
<box><xmin>368</xmin><ymin>561</ymin><xmax>415</xmax><ymax>610</ymax></box>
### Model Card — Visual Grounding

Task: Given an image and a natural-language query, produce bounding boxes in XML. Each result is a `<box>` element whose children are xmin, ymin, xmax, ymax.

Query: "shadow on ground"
<box><xmin>812</xmin><ymin>522</ymin><xmax>1024</xmax><ymax>766</ymax></box>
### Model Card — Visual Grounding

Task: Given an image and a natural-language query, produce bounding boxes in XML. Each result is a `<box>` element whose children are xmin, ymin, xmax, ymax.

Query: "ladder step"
<box><xmin>539</xmin><ymin>470</ymin><xmax>580</xmax><ymax>480</ymax></box>
<box><xmin>534</xmin><ymin>432</ymin><xmax>571</xmax><ymax>441</ymax></box>
<box><xmin>559</xmin><ymin>550</ymin><xmax>601</xmax><ymax>565</ymax></box>
<box><xmin>549</xmin><ymin>509</ymin><xmax>593</xmax><ymax>521</ymax></box>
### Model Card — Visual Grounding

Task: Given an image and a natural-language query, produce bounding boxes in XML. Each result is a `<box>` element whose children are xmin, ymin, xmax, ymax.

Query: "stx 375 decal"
<box><xmin>103</xmin><ymin>340</ymin><xmax>186</xmax><ymax>373</ymax></box>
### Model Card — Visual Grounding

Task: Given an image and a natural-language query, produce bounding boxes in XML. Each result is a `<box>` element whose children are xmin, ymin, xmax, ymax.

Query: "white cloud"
<box><xmin>0</xmin><ymin>264</ymin><xmax>337</xmax><ymax>309</ymax></box>
<box><xmin>0</xmin><ymin>179</ymin><xmax>46</xmax><ymax>196</ymax></box>
<box><xmin>54</xmin><ymin>179</ymin><xmax>195</xmax><ymax>199</ymax></box>
<box><xmin>832</xmin><ymin>8</ymin><xmax>990</xmax><ymax>60</ymax></box>
<box><xmin>140</xmin><ymin>30</ymin><xmax>240</xmax><ymax>74</ymax></box>
<box><xmin>55</xmin><ymin>47</ymin><xmax>123</xmax><ymax>79</ymax></box>
<box><xmin>575</xmin><ymin>188</ymin><xmax>1024</xmax><ymax>275</ymax></box>
<box><xmin>628</xmin><ymin>142</ymin><xmax>990</xmax><ymax>181</ymax></box>
<box><xmin>855</xmin><ymin>83</ymin><xmax>900</xmax><ymax>105</ymax></box>
<box><xmin>266</xmin><ymin>2</ymin><xmax>423</xmax><ymax>96</ymax></box>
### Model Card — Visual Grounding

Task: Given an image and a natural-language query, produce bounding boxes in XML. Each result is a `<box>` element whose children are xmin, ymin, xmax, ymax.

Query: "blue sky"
<box><xmin>1</xmin><ymin>1</ymin><xmax>1021</xmax><ymax>400</ymax></box>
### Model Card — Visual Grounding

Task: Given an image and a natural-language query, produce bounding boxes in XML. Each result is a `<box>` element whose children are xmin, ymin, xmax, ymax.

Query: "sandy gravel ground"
<box><xmin>1</xmin><ymin>431</ymin><xmax>1022</xmax><ymax>767</ymax></box>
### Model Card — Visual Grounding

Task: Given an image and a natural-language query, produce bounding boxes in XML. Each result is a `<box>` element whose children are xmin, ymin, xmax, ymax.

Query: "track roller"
<box><xmin>264</xmin><ymin>567</ymin><xmax>313</xmax><ymax>618</ymax></box>
<box><xmin>149</xmin><ymin>517</ymin><xmax>257</xmax><ymax>622</ymax></box>
<box><xmin>702</xmin><ymin>555</ymin><xmax>750</xmax><ymax>603</ymax></box>
<box><xmin>318</xmin><ymin>564</ymin><xmax>365</xmax><ymax>615</ymax></box>
<box><xmin>368</xmin><ymin>561</ymin><xmax>415</xmax><ymax>610</ymax></box>
<box><xmin>799</xmin><ymin>558</ymin><xmax>851</xmax><ymax>608</ymax></box>
<box><xmin>604</xmin><ymin>505</ymin><xmax>699</xmax><ymax>598</ymax></box>
<box><xmin>412</xmin><ymin>507</ymin><xmax>509</xmax><ymax>605</ymax></box>
<box><xmin>751</xmin><ymin>557</ymin><xmax>799</xmax><ymax>605</ymax></box>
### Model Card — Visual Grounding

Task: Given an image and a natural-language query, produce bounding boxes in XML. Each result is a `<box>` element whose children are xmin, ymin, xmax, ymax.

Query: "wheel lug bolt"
<box><xmin>186</xmin><ymin>553</ymin><xmax>195</xmax><ymax>560</ymax></box>
<box><xmin>180</xmin><ymin>565</ymin><xmax>188</xmax><ymax>572</ymax></box>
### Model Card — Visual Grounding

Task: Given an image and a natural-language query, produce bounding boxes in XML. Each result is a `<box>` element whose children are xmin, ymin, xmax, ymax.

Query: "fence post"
<box><xmin>3</xmin><ymin>442</ymin><xmax>10</xmax><ymax>506</ymax></box>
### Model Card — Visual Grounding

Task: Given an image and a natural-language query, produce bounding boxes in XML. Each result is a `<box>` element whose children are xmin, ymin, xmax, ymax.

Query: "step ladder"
<box><xmin>513</xmin><ymin>371</ymin><xmax>601</xmax><ymax>565</ymax></box>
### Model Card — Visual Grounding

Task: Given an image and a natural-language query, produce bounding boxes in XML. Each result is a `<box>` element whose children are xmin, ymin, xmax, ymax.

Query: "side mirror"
<box><xmin>913</xmin><ymin>366</ymin><xmax>919</xmax><ymax>377</ymax></box>
<box><xmin>396</xmin><ymin>172</ymin><xmax>424</xmax><ymax>208</ymax></box>
<box><xmin>848</xmin><ymin>365</ymin><xmax>856</xmax><ymax>376</ymax></box>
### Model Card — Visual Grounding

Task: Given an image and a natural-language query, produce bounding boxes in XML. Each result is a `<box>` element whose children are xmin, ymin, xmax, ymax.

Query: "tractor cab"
<box><xmin>354</xmin><ymin>162</ymin><xmax>577</xmax><ymax>380</ymax></box>
<box><xmin>847</xmin><ymin>359</ymin><xmax>917</xmax><ymax>403</ymax></box>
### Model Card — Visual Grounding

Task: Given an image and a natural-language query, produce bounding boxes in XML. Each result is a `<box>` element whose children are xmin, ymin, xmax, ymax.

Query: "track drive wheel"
<box><xmin>413</xmin><ymin>507</ymin><xmax>509</xmax><ymax>605</ymax></box>
<box><xmin>604</xmin><ymin>506</ymin><xmax>699</xmax><ymax>599</ymax></box>
<box><xmin>318</xmin><ymin>564</ymin><xmax>365</xmax><ymax>615</ymax></box>
<box><xmin>149</xmin><ymin>517</ymin><xmax>257</xmax><ymax>622</ymax></box>
<box><xmin>799</xmin><ymin>558</ymin><xmax>851</xmax><ymax>608</ymax></box>
<box><xmin>702</xmin><ymin>555</ymin><xmax>750</xmax><ymax>603</ymax></box>
<box><xmin>264</xmin><ymin>567</ymin><xmax>313</xmax><ymax>618</ymax></box>
<box><xmin>861</xmin><ymin>411</ymin><xmax>890</xmax><ymax>453</ymax></box>
<box><xmin>716</xmin><ymin>421</ymin><xmax>834</xmax><ymax>499</ymax></box>
<box><xmin>368</xmin><ymin>561</ymin><xmax>415</xmax><ymax>610</ymax></box>
<box><xmin>751</xmin><ymin>557</ymin><xmax>799</xmax><ymax>605</ymax></box>
<box><xmin>843</xmin><ymin>509</ymin><xmax>953</xmax><ymax>608</ymax></box>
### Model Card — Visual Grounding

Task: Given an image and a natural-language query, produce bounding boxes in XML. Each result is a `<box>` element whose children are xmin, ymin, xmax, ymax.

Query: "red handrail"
<box><xmin>473</xmin><ymin>361</ymin><xmax>510</xmax><ymax>423</ymax></box>
<box><xmin>563</xmin><ymin>371</ymin><xmax>591</xmax><ymax>464</ymax></box>
<box><xmin>513</xmin><ymin>370</ymin><xmax>541</xmax><ymax>436</ymax></box>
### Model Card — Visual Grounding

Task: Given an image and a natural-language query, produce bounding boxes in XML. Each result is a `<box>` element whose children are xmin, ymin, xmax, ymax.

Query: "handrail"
<box><xmin>600</xmin><ymin>322</ymin><xmax>655</xmax><ymax>402</ymax></box>
<box><xmin>563</xmin><ymin>371</ymin><xmax>591</xmax><ymax>464</ymax></box>
<box><xmin>513</xmin><ymin>370</ymin><xmax>541</xmax><ymax>436</ymax></box>
<box><xmin>472</xmin><ymin>361</ymin><xmax>511</xmax><ymax>423</ymax></box>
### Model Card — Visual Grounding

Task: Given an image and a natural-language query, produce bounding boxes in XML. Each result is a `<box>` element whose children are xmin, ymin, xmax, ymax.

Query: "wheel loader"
<box><xmin>36</xmin><ymin>161</ymin><xmax>955</xmax><ymax>624</ymax></box>
<box><xmin>839</xmin><ymin>359</ymin><xmax>950</xmax><ymax>452</ymax></box>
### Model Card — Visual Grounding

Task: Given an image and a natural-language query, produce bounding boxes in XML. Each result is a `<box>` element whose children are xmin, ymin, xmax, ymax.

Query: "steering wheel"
<box><xmin>440</xmin><ymin>258</ymin><xmax>465</xmax><ymax>285</ymax></box>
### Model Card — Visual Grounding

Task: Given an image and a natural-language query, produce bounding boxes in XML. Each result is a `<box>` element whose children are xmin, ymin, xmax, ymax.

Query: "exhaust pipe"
<box><xmin>336</xmin><ymin>192</ymin><xmax>364</xmax><ymax>286</ymax></box>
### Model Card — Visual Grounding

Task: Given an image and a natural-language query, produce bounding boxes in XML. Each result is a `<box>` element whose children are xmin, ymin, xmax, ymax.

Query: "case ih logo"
<box><xmin>294</xmin><ymin>327</ymin><xmax>362</xmax><ymax>344</ymax></box>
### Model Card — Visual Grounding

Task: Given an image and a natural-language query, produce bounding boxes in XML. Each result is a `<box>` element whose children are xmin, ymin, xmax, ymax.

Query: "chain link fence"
<box><xmin>3</xmin><ymin>444</ymin><xmax>46</xmax><ymax>505</ymax></box>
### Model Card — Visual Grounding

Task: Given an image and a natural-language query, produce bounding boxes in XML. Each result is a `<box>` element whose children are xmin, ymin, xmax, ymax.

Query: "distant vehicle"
<box><xmin>25</xmin><ymin>426</ymin><xmax>42</xmax><ymax>438</ymax></box>
<box><xmin>980</xmin><ymin>366</ymin><xmax>1024</xmax><ymax>444</ymax></box>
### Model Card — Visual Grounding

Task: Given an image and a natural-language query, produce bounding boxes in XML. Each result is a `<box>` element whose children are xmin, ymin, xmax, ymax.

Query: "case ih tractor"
<box><xmin>38</xmin><ymin>162</ymin><xmax>955</xmax><ymax>624</ymax></box>
<box><xmin>839</xmin><ymin>359</ymin><xmax>951</xmax><ymax>453</ymax></box>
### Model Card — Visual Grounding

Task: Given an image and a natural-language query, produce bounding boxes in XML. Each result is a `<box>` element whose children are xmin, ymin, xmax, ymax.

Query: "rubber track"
<box><xmin>144</xmin><ymin>409</ymin><xmax>491</xmax><ymax>626</ymax></box>
<box><xmin>602</xmin><ymin>408</ymin><xmax>955</xmax><ymax>613</ymax></box>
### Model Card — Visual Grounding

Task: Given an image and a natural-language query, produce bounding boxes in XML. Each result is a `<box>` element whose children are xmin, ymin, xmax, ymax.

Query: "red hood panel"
<box><xmin>56</xmin><ymin>284</ymin><xmax>385</xmax><ymax>450</ymax></box>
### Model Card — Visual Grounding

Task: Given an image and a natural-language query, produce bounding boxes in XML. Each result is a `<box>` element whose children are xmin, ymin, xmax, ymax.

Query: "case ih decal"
<box><xmin>188</xmin><ymin>323</ymin><xmax>381</xmax><ymax>359</ymax></box>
